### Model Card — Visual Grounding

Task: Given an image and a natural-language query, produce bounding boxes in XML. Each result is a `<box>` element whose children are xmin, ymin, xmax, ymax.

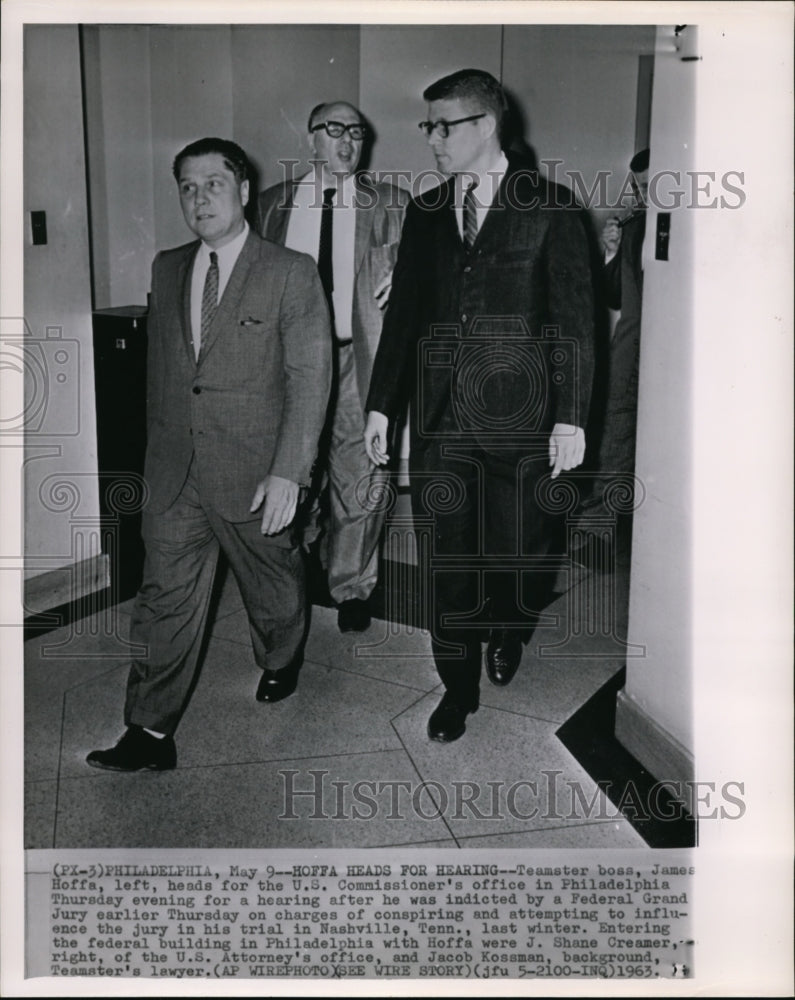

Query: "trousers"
<box><xmin>124</xmin><ymin>459</ymin><xmax>305</xmax><ymax>734</ymax></box>
<box><xmin>316</xmin><ymin>341</ymin><xmax>388</xmax><ymax>603</ymax></box>
<box><xmin>410</xmin><ymin>440</ymin><xmax>553</xmax><ymax>708</ymax></box>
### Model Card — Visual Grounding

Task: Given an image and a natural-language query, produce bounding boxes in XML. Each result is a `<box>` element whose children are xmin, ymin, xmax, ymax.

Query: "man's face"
<box><xmin>177</xmin><ymin>153</ymin><xmax>249</xmax><ymax>249</ymax></box>
<box><xmin>631</xmin><ymin>169</ymin><xmax>649</xmax><ymax>208</ymax></box>
<box><xmin>309</xmin><ymin>102</ymin><xmax>364</xmax><ymax>177</ymax></box>
<box><xmin>425</xmin><ymin>97</ymin><xmax>490</xmax><ymax>176</ymax></box>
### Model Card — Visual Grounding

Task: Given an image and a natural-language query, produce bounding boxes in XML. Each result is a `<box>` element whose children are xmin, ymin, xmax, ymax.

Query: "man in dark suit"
<box><xmin>365</xmin><ymin>70</ymin><xmax>595</xmax><ymax>742</ymax></box>
<box><xmin>258</xmin><ymin>101</ymin><xmax>408</xmax><ymax>632</ymax></box>
<box><xmin>87</xmin><ymin>138</ymin><xmax>331</xmax><ymax>771</ymax></box>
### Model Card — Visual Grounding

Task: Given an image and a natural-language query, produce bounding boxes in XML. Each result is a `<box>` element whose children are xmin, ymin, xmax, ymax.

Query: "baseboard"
<box><xmin>24</xmin><ymin>553</ymin><xmax>110</xmax><ymax>617</ymax></box>
<box><xmin>615</xmin><ymin>688</ymin><xmax>695</xmax><ymax>813</ymax></box>
<box><xmin>556</xmin><ymin>670</ymin><xmax>697</xmax><ymax>847</ymax></box>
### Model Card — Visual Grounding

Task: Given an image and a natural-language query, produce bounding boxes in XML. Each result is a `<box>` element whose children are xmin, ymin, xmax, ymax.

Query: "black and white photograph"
<box><xmin>1</xmin><ymin>0</ymin><xmax>792</xmax><ymax>994</ymax></box>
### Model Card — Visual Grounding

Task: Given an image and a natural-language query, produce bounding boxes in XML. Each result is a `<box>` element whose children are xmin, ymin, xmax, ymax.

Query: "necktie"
<box><xmin>463</xmin><ymin>180</ymin><xmax>479</xmax><ymax>251</ymax></box>
<box><xmin>198</xmin><ymin>250</ymin><xmax>219</xmax><ymax>360</ymax></box>
<box><xmin>317</xmin><ymin>187</ymin><xmax>335</xmax><ymax>323</ymax></box>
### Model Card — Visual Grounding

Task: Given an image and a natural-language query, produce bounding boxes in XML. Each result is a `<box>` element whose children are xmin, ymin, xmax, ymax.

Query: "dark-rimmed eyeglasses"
<box><xmin>310</xmin><ymin>121</ymin><xmax>367</xmax><ymax>140</ymax></box>
<box><xmin>417</xmin><ymin>114</ymin><xmax>486</xmax><ymax>138</ymax></box>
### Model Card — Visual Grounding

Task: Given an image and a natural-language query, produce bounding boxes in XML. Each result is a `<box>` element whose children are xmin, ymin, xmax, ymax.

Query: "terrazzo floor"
<box><xmin>24</xmin><ymin>547</ymin><xmax>644</xmax><ymax>850</ymax></box>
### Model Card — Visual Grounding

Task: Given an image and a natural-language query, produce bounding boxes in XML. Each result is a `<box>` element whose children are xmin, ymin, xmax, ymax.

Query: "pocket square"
<box><xmin>239</xmin><ymin>317</ymin><xmax>263</xmax><ymax>327</ymax></box>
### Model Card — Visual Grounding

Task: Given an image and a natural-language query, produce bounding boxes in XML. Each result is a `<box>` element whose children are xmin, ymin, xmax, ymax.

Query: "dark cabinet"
<box><xmin>92</xmin><ymin>306</ymin><xmax>148</xmax><ymax>600</ymax></box>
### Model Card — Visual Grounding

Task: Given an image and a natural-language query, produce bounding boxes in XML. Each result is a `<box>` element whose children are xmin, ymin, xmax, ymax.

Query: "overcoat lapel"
<box><xmin>438</xmin><ymin>180</ymin><xmax>465</xmax><ymax>261</ymax></box>
<box><xmin>469</xmin><ymin>168</ymin><xmax>515</xmax><ymax>254</ymax></box>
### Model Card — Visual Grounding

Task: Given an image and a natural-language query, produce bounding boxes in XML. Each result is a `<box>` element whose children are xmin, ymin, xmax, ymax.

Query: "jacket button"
<box><xmin>192</xmin><ymin>386</ymin><xmax>201</xmax><ymax>394</ymax></box>
<box><xmin>461</xmin><ymin>314</ymin><xmax>468</xmax><ymax>324</ymax></box>
<box><xmin>464</xmin><ymin>265</ymin><xmax>472</xmax><ymax>273</ymax></box>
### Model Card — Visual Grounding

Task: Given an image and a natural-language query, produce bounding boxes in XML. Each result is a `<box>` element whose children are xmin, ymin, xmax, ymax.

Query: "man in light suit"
<box><xmin>258</xmin><ymin>101</ymin><xmax>408</xmax><ymax>633</ymax></box>
<box><xmin>365</xmin><ymin>70</ymin><xmax>595</xmax><ymax>742</ymax></box>
<box><xmin>87</xmin><ymin>138</ymin><xmax>331</xmax><ymax>771</ymax></box>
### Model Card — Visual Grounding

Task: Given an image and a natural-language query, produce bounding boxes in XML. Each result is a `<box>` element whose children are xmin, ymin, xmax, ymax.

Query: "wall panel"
<box><xmin>23</xmin><ymin>25</ymin><xmax>100</xmax><ymax>578</ymax></box>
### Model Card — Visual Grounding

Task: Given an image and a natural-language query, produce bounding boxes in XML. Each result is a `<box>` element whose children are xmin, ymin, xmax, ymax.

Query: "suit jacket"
<box><xmin>366</xmin><ymin>156</ymin><xmax>596</xmax><ymax>458</ymax></box>
<box><xmin>257</xmin><ymin>175</ymin><xmax>408</xmax><ymax>409</ymax></box>
<box><xmin>143</xmin><ymin>229</ymin><xmax>332</xmax><ymax>521</ymax></box>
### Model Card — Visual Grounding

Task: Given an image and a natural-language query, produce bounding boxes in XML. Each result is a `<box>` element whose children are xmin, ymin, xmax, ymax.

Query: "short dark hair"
<box><xmin>630</xmin><ymin>148</ymin><xmax>650</xmax><ymax>173</ymax></box>
<box><xmin>423</xmin><ymin>69</ymin><xmax>507</xmax><ymax>131</ymax></box>
<box><xmin>307</xmin><ymin>101</ymin><xmax>362</xmax><ymax>132</ymax></box>
<box><xmin>172</xmin><ymin>138</ymin><xmax>250</xmax><ymax>184</ymax></box>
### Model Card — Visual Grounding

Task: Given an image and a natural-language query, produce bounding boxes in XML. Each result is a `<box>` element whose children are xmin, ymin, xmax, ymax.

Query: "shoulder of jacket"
<box><xmin>253</xmin><ymin>234</ymin><xmax>312</xmax><ymax>268</ymax></box>
<box><xmin>154</xmin><ymin>240</ymin><xmax>197</xmax><ymax>268</ymax></box>
<box><xmin>410</xmin><ymin>178</ymin><xmax>452</xmax><ymax>212</ymax></box>
<box><xmin>258</xmin><ymin>178</ymin><xmax>299</xmax><ymax>206</ymax></box>
<box><xmin>363</xmin><ymin>177</ymin><xmax>411</xmax><ymax>203</ymax></box>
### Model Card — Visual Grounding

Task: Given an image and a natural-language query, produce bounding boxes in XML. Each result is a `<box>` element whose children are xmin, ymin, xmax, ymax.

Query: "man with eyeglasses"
<box><xmin>258</xmin><ymin>102</ymin><xmax>408</xmax><ymax>633</ymax></box>
<box><xmin>365</xmin><ymin>69</ymin><xmax>595</xmax><ymax>742</ymax></box>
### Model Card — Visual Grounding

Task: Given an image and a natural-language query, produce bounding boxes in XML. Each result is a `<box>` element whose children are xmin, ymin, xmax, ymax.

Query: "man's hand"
<box><xmin>549</xmin><ymin>423</ymin><xmax>585</xmax><ymax>479</ymax></box>
<box><xmin>601</xmin><ymin>216</ymin><xmax>622</xmax><ymax>263</ymax></box>
<box><xmin>364</xmin><ymin>411</ymin><xmax>390</xmax><ymax>466</ymax></box>
<box><xmin>373</xmin><ymin>272</ymin><xmax>393</xmax><ymax>311</ymax></box>
<box><xmin>249</xmin><ymin>475</ymin><xmax>300</xmax><ymax>535</ymax></box>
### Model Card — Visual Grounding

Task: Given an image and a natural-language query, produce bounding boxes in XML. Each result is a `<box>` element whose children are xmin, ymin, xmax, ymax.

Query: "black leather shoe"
<box><xmin>427</xmin><ymin>693</ymin><xmax>478</xmax><ymax>743</ymax></box>
<box><xmin>256</xmin><ymin>661</ymin><xmax>300</xmax><ymax>703</ymax></box>
<box><xmin>86</xmin><ymin>726</ymin><xmax>176</xmax><ymax>772</ymax></box>
<box><xmin>337</xmin><ymin>598</ymin><xmax>371</xmax><ymax>633</ymax></box>
<box><xmin>486</xmin><ymin>629</ymin><xmax>523</xmax><ymax>686</ymax></box>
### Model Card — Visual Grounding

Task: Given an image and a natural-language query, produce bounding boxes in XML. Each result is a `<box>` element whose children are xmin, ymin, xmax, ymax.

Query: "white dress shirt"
<box><xmin>284</xmin><ymin>169</ymin><xmax>357</xmax><ymax>341</ymax></box>
<box><xmin>190</xmin><ymin>222</ymin><xmax>249</xmax><ymax>360</ymax></box>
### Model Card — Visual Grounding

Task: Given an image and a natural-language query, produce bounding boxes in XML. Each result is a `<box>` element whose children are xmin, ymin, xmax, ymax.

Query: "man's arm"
<box><xmin>252</xmin><ymin>254</ymin><xmax>332</xmax><ymax>533</ymax></box>
<box><xmin>364</xmin><ymin>197</ymin><xmax>420</xmax><ymax>420</ymax></box>
<box><xmin>371</xmin><ymin>183</ymin><xmax>410</xmax><ymax>310</ymax></box>
<box><xmin>144</xmin><ymin>252</ymin><xmax>164</xmax><ymax>431</ymax></box>
<box><xmin>545</xmin><ymin>206</ymin><xmax>596</xmax><ymax>474</ymax></box>
<box><xmin>601</xmin><ymin>215</ymin><xmax>623</xmax><ymax>311</ymax></box>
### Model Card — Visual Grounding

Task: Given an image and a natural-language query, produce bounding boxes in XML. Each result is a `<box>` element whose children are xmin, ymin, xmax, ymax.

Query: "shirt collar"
<box><xmin>457</xmin><ymin>151</ymin><xmax>509</xmax><ymax>194</ymax></box>
<box><xmin>199</xmin><ymin>222</ymin><xmax>249</xmax><ymax>264</ymax></box>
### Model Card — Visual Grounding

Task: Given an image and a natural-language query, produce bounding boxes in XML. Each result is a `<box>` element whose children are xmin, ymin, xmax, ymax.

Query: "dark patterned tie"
<box><xmin>198</xmin><ymin>250</ymin><xmax>219</xmax><ymax>360</ymax></box>
<box><xmin>463</xmin><ymin>180</ymin><xmax>479</xmax><ymax>251</ymax></box>
<box><xmin>317</xmin><ymin>187</ymin><xmax>335</xmax><ymax>322</ymax></box>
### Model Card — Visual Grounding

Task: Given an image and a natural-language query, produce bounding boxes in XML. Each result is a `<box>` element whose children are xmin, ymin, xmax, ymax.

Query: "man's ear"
<box><xmin>240</xmin><ymin>179</ymin><xmax>250</xmax><ymax>208</ymax></box>
<box><xmin>480</xmin><ymin>113</ymin><xmax>498</xmax><ymax>143</ymax></box>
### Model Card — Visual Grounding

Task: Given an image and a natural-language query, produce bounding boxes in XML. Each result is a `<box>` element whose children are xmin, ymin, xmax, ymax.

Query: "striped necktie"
<box><xmin>198</xmin><ymin>250</ymin><xmax>219</xmax><ymax>360</ymax></box>
<box><xmin>463</xmin><ymin>181</ymin><xmax>479</xmax><ymax>251</ymax></box>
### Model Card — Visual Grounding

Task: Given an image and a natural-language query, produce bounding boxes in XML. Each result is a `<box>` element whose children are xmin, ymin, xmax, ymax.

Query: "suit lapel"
<box><xmin>353</xmin><ymin>177</ymin><xmax>373</xmax><ymax>276</ymax></box>
<box><xmin>179</xmin><ymin>243</ymin><xmax>199</xmax><ymax>364</ymax></box>
<box><xmin>263</xmin><ymin>182</ymin><xmax>294</xmax><ymax>246</ymax></box>
<box><xmin>197</xmin><ymin>231</ymin><xmax>258</xmax><ymax>365</ymax></box>
<box><xmin>472</xmin><ymin>159</ymin><xmax>533</xmax><ymax>254</ymax></box>
<box><xmin>438</xmin><ymin>179</ymin><xmax>465</xmax><ymax>260</ymax></box>
<box><xmin>469</xmin><ymin>172</ymin><xmax>505</xmax><ymax>253</ymax></box>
